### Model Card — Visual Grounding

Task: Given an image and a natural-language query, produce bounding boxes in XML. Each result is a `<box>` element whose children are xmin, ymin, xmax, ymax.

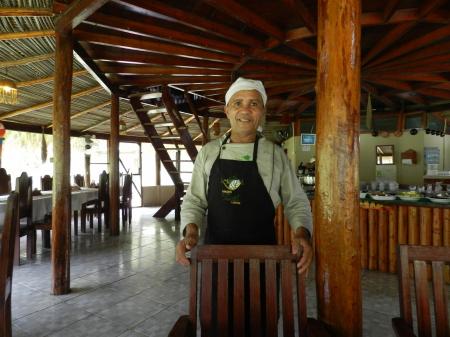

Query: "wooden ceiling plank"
<box><xmin>0</xmin><ymin>7</ymin><xmax>53</xmax><ymax>16</ymax></box>
<box><xmin>368</xmin><ymin>53</ymin><xmax>450</xmax><ymax>73</ymax></box>
<box><xmin>112</xmin><ymin>75</ymin><xmax>230</xmax><ymax>86</ymax></box>
<box><xmin>47</xmin><ymin>100</ymin><xmax>111</xmax><ymax>128</ymax></box>
<box><xmin>184</xmin><ymin>83</ymin><xmax>229</xmax><ymax>92</ymax></box>
<box><xmin>55</xmin><ymin>0</ymin><xmax>109</xmax><ymax>31</ymax></box>
<box><xmin>17</xmin><ymin>69</ymin><xmax>89</xmax><ymax>88</ymax></box>
<box><xmin>254</xmin><ymin>51</ymin><xmax>315</xmax><ymax>70</ymax></box>
<box><xmin>366</xmin><ymin>73</ymin><xmax>448</xmax><ymax>83</ymax></box>
<box><xmin>74</xmin><ymin>29</ymin><xmax>239</xmax><ymax>64</ymax></box>
<box><xmin>391</xmin><ymin>91</ymin><xmax>427</xmax><ymax>105</ymax></box>
<box><xmin>0</xmin><ymin>53</ymin><xmax>54</xmax><ymax>68</ymax></box>
<box><xmin>282</xmin><ymin>0</ymin><xmax>316</xmax><ymax>33</ymax></box>
<box><xmin>416</xmin><ymin>87</ymin><xmax>450</xmax><ymax>100</ymax></box>
<box><xmin>86</xmin><ymin>44</ymin><xmax>233</xmax><ymax>70</ymax></box>
<box><xmin>367</xmin><ymin>62</ymin><xmax>450</xmax><ymax>75</ymax></box>
<box><xmin>418</xmin><ymin>0</ymin><xmax>447</xmax><ymax>17</ymax></box>
<box><xmin>0</xmin><ymin>30</ymin><xmax>54</xmax><ymax>40</ymax></box>
<box><xmin>86</xmin><ymin>12</ymin><xmax>245</xmax><ymax>56</ymax></box>
<box><xmin>365</xmin><ymin>41</ymin><xmax>450</xmax><ymax>71</ymax></box>
<box><xmin>198</xmin><ymin>0</ymin><xmax>284</xmax><ymax>41</ymax></box>
<box><xmin>99</xmin><ymin>64</ymin><xmax>230</xmax><ymax>76</ymax></box>
<box><xmin>367</xmin><ymin>24</ymin><xmax>450</xmax><ymax>68</ymax></box>
<box><xmin>0</xmin><ymin>86</ymin><xmax>102</xmax><ymax>120</ymax></box>
<box><xmin>364</xmin><ymin>78</ymin><xmax>413</xmax><ymax>91</ymax></box>
<box><xmin>112</xmin><ymin>0</ymin><xmax>262</xmax><ymax>47</ymax></box>
<box><xmin>383</xmin><ymin>0</ymin><xmax>401</xmax><ymax>22</ymax></box>
<box><xmin>362</xmin><ymin>22</ymin><xmax>416</xmax><ymax>65</ymax></box>
<box><xmin>239</xmin><ymin>63</ymin><xmax>315</xmax><ymax>75</ymax></box>
<box><xmin>361</xmin><ymin>83</ymin><xmax>396</xmax><ymax>109</ymax></box>
<box><xmin>285</xmin><ymin>40</ymin><xmax>317</xmax><ymax>60</ymax></box>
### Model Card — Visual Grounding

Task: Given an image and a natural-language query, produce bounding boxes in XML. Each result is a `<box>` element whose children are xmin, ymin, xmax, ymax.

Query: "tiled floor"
<box><xmin>8</xmin><ymin>208</ymin><xmax>421</xmax><ymax>336</ymax></box>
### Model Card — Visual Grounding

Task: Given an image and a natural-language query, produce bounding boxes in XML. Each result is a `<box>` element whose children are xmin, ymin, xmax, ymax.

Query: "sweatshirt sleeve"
<box><xmin>278</xmin><ymin>149</ymin><xmax>313</xmax><ymax>236</ymax></box>
<box><xmin>180</xmin><ymin>146</ymin><xmax>209</xmax><ymax>230</ymax></box>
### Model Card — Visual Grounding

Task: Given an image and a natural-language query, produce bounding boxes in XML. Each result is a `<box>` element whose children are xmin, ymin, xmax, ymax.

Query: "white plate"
<box><xmin>360</xmin><ymin>192</ymin><xmax>367</xmax><ymax>198</ymax></box>
<box><xmin>428</xmin><ymin>197</ymin><xmax>450</xmax><ymax>204</ymax></box>
<box><xmin>398</xmin><ymin>196</ymin><xmax>421</xmax><ymax>202</ymax></box>
<box><xmin>370</xmin><ymin>195</ymin><xmax>396</xmax><ymax>201</ymax></box>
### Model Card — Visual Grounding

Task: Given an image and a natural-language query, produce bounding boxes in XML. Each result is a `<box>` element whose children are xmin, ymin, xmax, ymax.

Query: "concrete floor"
<box><xmin>9</xmin><ymin>208</ymin><xmax>433</xmax><ymax>336</ymax></box>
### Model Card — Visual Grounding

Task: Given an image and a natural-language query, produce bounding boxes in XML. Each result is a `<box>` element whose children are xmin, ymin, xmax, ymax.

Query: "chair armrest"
<box><xmin>392</xmin><ymin>318</ymin><xmax>417</xmax><ymax>337</ymax></box>
<box><xmin>168</xmin><ymin>315</ymin><xmax>195</xmax><ymax>337</ymax></box>
<box><xmin>306</xmin><ymin>318</ymin><xmax>333</xmax><ymax>337</ymax></box>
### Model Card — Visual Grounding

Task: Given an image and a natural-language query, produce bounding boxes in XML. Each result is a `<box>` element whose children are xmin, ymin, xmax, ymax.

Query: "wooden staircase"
<box><xmin>129</xmin><ymin>86</ymin><xmax>199</xmax><ymax>219</ymax></box>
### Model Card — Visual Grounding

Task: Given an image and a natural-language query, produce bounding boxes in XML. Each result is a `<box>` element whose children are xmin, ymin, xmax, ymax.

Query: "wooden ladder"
<box><xmin>129</xmin><ymin>86</ymin><xmax>198</xmax><ymax>219</ymax></box>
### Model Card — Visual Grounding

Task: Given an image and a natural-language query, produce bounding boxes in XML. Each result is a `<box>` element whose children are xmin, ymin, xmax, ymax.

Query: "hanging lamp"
<box><xmin>0</xmin><ymin>79</ymin><xmax>18</xmax><ymax>105</ymax></box>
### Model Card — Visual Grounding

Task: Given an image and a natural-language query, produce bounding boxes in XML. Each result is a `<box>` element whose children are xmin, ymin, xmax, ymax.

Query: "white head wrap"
<box><xmin>225</xmin><ymin>77</ymin><xmax>267</xmax><ymax>106</ymax></box>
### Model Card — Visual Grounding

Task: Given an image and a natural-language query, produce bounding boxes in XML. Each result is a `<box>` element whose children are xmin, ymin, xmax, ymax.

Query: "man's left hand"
<box><xmin>291</xmin><ymin>227</ymin><xmax>313</xmax><ymax>275</ymax></box>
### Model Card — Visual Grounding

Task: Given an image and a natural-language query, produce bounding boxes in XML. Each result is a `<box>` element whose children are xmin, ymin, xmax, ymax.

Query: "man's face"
<box><xmin>225</xmin><ymin>90</ymin><xmax>265</xmax><ymax>140</ymax></box>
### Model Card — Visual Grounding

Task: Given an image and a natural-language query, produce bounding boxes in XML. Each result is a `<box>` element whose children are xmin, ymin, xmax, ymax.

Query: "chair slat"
<box><xmin>265</xmin><ymin>259</ymin><xmax>278</xmax><ymax>337</ymax></box>
<box><xmin>398</xmin><ymin>246</ymin><xmax>413</xmax><ymax>325</ymax></box>
<box><xmin>201</xmin><ymin>259</ymin><xmax>213</xmax><ymax>337</ymax></box>
<box><xmin>414</xmin><ymin>261</ymin><xmax>432</xmax><ymax>337</ymax></box>
<box><xmin>297</xmin><ymin>272</ymin><xmax>307</xmax><ymax>337</ymax></box>
<box><xmin>189</xmin><ymin>255</ymin><xmax>198</xmax><ymax>330</ymax></box>
<box><xmin>233</xmin><ymin>259</ymin><xmax>245</xmax><ymax>337</ymax></box>
<box><xmin>431</xmin><ymin>261</ymin><xmax>449</xmax><ymax>337</ymax></box>
<box><xmin>281</xmin><ymin>259</ymin><xmax>294</xmax><ymax>337</ymax></box>
<box><xmin>217</xmin><ymin>259</ymin><xmax>228</xmax><ymax>337</ymax></box>
<box><xmin>249</xmin><ymin>259</ymin><xmax>261</xmax><ymax>337</ymax></box>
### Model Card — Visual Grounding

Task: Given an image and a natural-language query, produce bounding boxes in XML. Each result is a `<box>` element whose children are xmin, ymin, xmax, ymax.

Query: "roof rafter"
<box><xmin>0</xmin><ymin>53</ymin><xmax>54</xmax><ymax>68</ymax></box>
<box><xmin>17</xmin><ymin>69</ymin><xmax>89</xmax><ymax>88</ymax></box>
<box><xmin>55</xmin><ymin>0</ymin><xmax>110</xmax><ymax>31</ymax></box>
<box><xmin>0</xmin><ymin>7</ymin><xmax>53</xmax><ymax>16</ymax></box>
<box><xmin>0</xmin><ymin>30</ymin><xmax>54</xmax><ymax>40</ymax></box>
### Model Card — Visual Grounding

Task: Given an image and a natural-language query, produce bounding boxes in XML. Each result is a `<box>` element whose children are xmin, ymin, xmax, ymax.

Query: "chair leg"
<box><xmin>128</xmin><ymin>206</ymin><xmax>132</xmax><ymax>225</ymax></box>
<box><xmin>26</xmin><ymin>230</ymin><xmax>36</xmax><ymax>259</ymax></box>
<box><xmin>81</xmin><ymin>209</ymin><xmax>86</xmax><ymax>233</ymax></box>
<box><xmin>14</xmin><ymin>233</ymin><xmax>20</xmax><ymax>266</ymax></box>
<box><xmin>89</xmin><ymin>213</ymin><xmax>94</xmax><ymax>228</ymax></box>
<box><xmin>0</xmin><ymin>300</ymin><xmax>12</xmax><ymax>337</ymax></box>
<box><xmin>73</xmin><ymin>210</ymin><xmax>78</xmax><ymax>236</ymax></box>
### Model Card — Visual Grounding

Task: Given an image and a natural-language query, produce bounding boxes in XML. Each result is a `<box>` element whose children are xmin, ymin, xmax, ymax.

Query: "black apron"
<box><xmin>205</xmin><ymin>134</ymin><xmax>276</xmax><ymax>245</ymax></box>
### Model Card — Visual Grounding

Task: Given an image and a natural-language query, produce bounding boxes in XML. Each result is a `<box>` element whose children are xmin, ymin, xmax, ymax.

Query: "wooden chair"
<box><xmin>74</xmin><ymin>174</ymin><xmax>85</xmax><ymax>187</ymax></box>
<box><xmin>40</xmin><ymin>175</ymin><xmax>52</xmax><ymax>191</ymax></box>
<box><xmin>119</xmin><ymin>174</ymin><xmax>132</xmax><ymax>226</ymax></box>
<box><xmin>0</xmin><ymin>169</ymin><xmax>11</xmax><ymax>196</ymax></box>
<box><xmin>392</xmin><ymin>245</ymin><xmax>450</xmax><ymax>337</ymax></box>
<box><xmin>15</xmin><ymin>172</ymin><xmax>35</xmax><ymax>264</ymax></box>
<box><xmin>168</xmin><ymin>245</ymin><xmax>331</xmax><ymax>337</ymax></box>
<box><xmin>0</xmin><ymin>192</ymin><xmax>19</xmax><ymax>337</ymax></box>
<box><xmin>81</xmin><ymin>171</ymin><xmax>109</xmax><ymax>232</ymax></box>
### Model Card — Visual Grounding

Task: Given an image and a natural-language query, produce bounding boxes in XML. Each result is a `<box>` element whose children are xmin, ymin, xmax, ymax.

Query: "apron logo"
<box><xmin>221</xmin><ymin>177</ymin><xmax>243</xmax><ymax>204</ymax></box>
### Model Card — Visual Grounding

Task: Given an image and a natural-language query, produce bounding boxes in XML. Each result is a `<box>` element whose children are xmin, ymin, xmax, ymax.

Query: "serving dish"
<box><xmin>370</xmin><ymin>195</ymin><xmax>396</xmax><ymax>201</ymax></box>
<box><xmin>397</xmin><ymin>195</ymin><xmax>421</xmax><ymax>202</ymax></box>
<box><xmin>427</xmin><ymin>197</ymin><xmax>450</xmax><ymax>204</ymax></box>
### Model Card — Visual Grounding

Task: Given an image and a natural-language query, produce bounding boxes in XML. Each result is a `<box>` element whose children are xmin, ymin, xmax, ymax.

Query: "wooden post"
<box><xmin>109</xmin><ymin>93</ymin><xmax>120</xmax><ymax>235</ymax></box>
<box><xmin>368</xmin><ymin>209</ymin><xmax>378</xmax><ymax>270</ymax></box>
<box><xmin>359</xmin><ymin>208</ymin><xmax>368</xmax><ymax>269</ymax></box>
<box><xmin>315</xmin><ymin>0</ymin><xmax>362</xmax><ymax>335</ymax></box>
<box><xmin>378</xmin><ymin>209</ymin><xmax>388</xmax><ymax>272</ymax></box>
<box><xmin>202</xmin><ymin>116</ymin><xmax>209</xmax><ymax>145</ymax></box>
<box><xmin>85</xmin><ymin>153</ymin><xmax>91</xmax><ymax>186</ymax></box>
<box><xmin>155</xmin><ymin>153</ymin><xmax>161</xmax><ymax>186</ymax></box>
<box><xmin>388</xmin><ymin>206</ymin><xmax>398</xmax><ymax>273</ymax></box>
<box><xmin>51</xmin><ymin>29</ymin><xmax>73</xmax><ymax>295</ymax></box>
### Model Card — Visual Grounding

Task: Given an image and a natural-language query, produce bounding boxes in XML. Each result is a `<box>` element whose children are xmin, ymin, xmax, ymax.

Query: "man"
<box><xmin>176</xmin><ymin>77</ymin><xmax>313</xmax><ymax>274</ymax></box>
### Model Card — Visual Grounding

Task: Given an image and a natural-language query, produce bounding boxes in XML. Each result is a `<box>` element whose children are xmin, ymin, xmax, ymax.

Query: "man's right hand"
<box><xmin>176</xmin><ymin>223</ymin><xmax>199</xmax><ymax>266</ymax></box>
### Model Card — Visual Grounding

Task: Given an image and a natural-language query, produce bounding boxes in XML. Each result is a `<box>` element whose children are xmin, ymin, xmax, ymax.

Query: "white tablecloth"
<box><xmin>0</xmin><ymin>188</ymin><xmax>98</xmax><ymax>225</ymax></box>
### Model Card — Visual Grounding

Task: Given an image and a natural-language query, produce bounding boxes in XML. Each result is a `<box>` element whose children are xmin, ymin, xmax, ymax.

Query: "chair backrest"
<box><xmin>189</xmin><ymin>245</ymin><xmax>308</xmax><ymax>337</ymax></box>
<box><xmin>0</xmin><ymin>168</ymin><xmax>11</xmax><ymax>195</ymax></box>
<box><xmin>15</xmin><ymin>172</ymin><xmax>32</xmax><ymax>221</ymax></box>
<box><xmin>98</xmin><ymin>171</ymin><xmax>109</xmax><ymax>202</ymax></box>
<box><xmin>41</xmin><ymin>175</ymin><xmax>52</xmax><ymax>191</ymax></box>
<box><xmin>122</xmin><ymin>174</ymin><xmax>132</xmax><ymax>201</ymax></box>
<box><xmin>74</xmin><ymin>174</ymin><xmax>85</xmax><ymax>187</ymax></box>
<box><xmin>0</xmin><ymin>192</ymin><xmax>19</xmax><ymax>333</ymax></box>
<box><xmin>397</xmin><ymin>245</ymin><xmax>450</xmax><ymax>337</ymax></box>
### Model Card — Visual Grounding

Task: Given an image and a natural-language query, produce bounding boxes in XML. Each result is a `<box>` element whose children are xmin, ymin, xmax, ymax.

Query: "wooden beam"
<box><xmin>111</xmin><ymin>75</ymin><xmax>230</xmax><ymax>87</ymax></box>
<box><xmin>285</xmin><ymin>40</ymin><xmax>317</xmax><ymax>60</ymax></box>
<box><xmin>86</xmin><ymin>11</ymin><xmax>246</xmax><ymax>56</ymax></box>
<box><xmin>51</xmin><ymin>30</ymin><xmax>73</xmax><ymax>295</ymax></box>
<box><xmin>55</xmin><ymin>0</ymin><xmax>109</xmax><ymax>31</ymax></box>
<box><xmin>416</xmin><ymin>87</ymin><xmax>450</xmax><ymax>100</ymax></box>
<box><xmin>367</xmin><ymin>25</ymin><xmax>450</xmax><ymax>68</ymax></box>
<box><xmin>0</xmin><ymin>53</ymin><xmax>54</xmax><ymax>68</ymax></box>
<box><xmin>361</xmin><ymin>83</ymin><xmax>396</xmax><ymax>109</ymax></box>
<box><xmin>184</xmin><ymin>93</ymin><xmax>208</xmax><ymax>140</ymax></box>
<box><xmin>419</xmin><ymin>0</ymin><xmax>447</xmax><ymax>17</ymax></box>
<box><xmin>109</xmin><ymin>93</ymin><xmax>120</xmax><ymax>236</ymax></box>
<box><xmin>368</xmin><ymin>53</ymin><xmax>450</xmax><ymax>73</ymax></box>
<box><xmin>73</xmin><ymin>29</ymin><xmax>239</xmax><ymax>64</ymax></box>
<box><xmin>73</xmin><ymin>42</ymin><xmax>119</xmax><ymax>95</ymax></box>
<box><xmin>282</xmin><ymin>0</ymin><xmax>316</xmax><ymax>33</ymax></box>
<box><xmin>112</xmin><ymin>0</ymin><xmax>262</xmax><ymax>47</ymax></box>
<box><xmin>204</xmin><ymin>0</ymin><xmax>285</xmax><ymax>41</ymax></box>
<box><xmin>383</xmin><ymin>0</ymin><xmax>401</xmax><ymax>22</ymax></box>
<box><xmin>0</xmin><ymin>30</ymin><xmax>54</xmax><ymax>40</ymax></box>
<box><xmin>0</xmin><ymin>7</ymin><xmax>53</xmax><ymax>16</ymax></box>
<box><xmin>81</xmin><ymin>110</ymin><xmax>133</xmax><ymax>132</ymax></box>
<box><xmin>362</xmin><ymin>22</ymin><xmax>416</xmax><ymax>65</ymax></box>
<box><xmin>85</xmin><ymin>44</ymin><xmax>233</xmax><ymax>70</ymax></box>
<box><xmin>316</xmin><ymin>0</ymin><xmax>362</xmax><ymax>334</ymax></box>
<box><xmin>364</xmin><ymin>78</ymin><xmax>413</xmax><ymax>92</ymax></box>
<box><xmin>365</xmin><ymin>73</ymin><xmax>449</xmax><ymax>83</ymax></box>
<box><xmin>0</xmin><ymin>86</ymin><xmax>102</xmax><ymax>120</ymax></box>
<box><xmin>17</xmin><ymin>69</ymin><xmax>88</xmax><ymax>88</ymax></box>
<box><xmin>99</xmin><ymin>63</ymin><xmax>230</xmax><ymax>76</ymax></box>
